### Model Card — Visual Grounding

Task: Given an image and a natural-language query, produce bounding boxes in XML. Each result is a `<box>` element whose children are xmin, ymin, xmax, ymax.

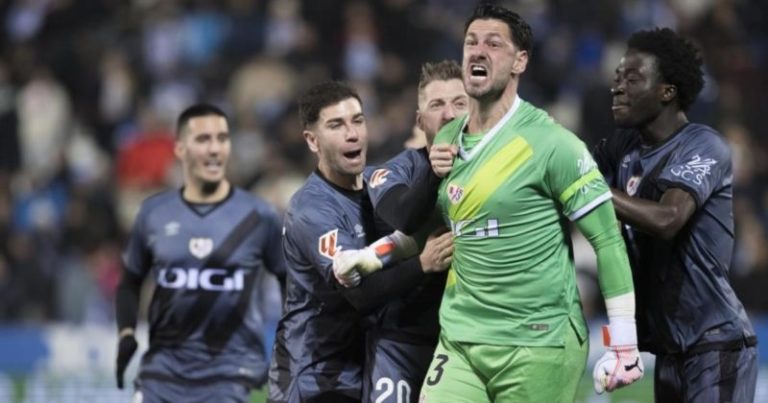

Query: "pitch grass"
<box><xmin>248</xmin><ymin>372</ymin><xmax>655</xmax><ymax>402</ymax></box>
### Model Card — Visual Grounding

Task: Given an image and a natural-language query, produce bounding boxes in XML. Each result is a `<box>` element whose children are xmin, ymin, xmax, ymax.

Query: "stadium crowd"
<box><xmin>0</xmin><ymin>0</ymin><xmax>766</xmax><ymax>328</ymax></box>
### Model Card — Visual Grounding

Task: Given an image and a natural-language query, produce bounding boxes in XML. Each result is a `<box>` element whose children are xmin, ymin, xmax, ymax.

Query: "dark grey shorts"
<box><xmin>654</xmin><ymin>346</ymin><xmax>758</xmax><ymax>403</ymax></box>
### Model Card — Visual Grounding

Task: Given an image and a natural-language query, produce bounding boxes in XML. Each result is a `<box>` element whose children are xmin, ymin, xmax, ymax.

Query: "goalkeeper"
<box><xmin>416</xmin><ymin>4</ymin><xmax>643</xmax><ymax>402</ymax></box>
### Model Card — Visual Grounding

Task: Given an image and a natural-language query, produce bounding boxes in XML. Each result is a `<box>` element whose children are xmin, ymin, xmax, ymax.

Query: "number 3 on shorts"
<box><xmin>425</xmin><ymin>354</ymin><xmax>449</xmax><ymax>386</ymax></box>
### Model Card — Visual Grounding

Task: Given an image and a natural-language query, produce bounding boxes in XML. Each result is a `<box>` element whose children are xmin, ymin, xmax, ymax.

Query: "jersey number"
<box><xmin>425</xmin><ymin>354</ymin><xmax>449</xmax><ymax>386</ymax></box>
<box><xmin>374</xmin><ymin>377</ymin><xmax>411</xmax><ymax>403</ymax></box>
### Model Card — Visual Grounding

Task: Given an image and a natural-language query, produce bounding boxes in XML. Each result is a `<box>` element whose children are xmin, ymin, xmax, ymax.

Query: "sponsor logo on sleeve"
<box><xmin>369</xmin><ymin>169</ymin><xmax>390</xmax><ymax>189</ymax></box>
<box><xmin>670</xmin><ymin>154</ymin><xmax>716</xmax><ymax>185</ymax></box>
<box><xmin>189</xmin><ymin>238</ymin><xmax>213</xmax><ymax>259</ymax></box>
<box><xmin>318</xmin><ymin>229</ymin><xmax>339</xmax><ymax>259</ymax></box>
<box><xmin>577</xmin><ymin>149</ymin><xmax>597</xmax><ymax>175</ymax></box>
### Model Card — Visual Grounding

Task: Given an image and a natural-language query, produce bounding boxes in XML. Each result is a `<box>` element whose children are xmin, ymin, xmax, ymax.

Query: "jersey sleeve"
<box><xmin>591</xmin><ymin>130</ymin><xmax>636</xmax><ymax>187</ymax></box>
<box><xmin>122</xmin><ymin>203</ymin><xmax>152</xmax><ymax>278</ymax></box>
<box><xmin>366</xmin><ymin>153</ymin><xmax>415</xmax><ymax>208</ymax></box>
<box><xmin>284</xmin><ymin>202</ymin><xmax>362</xmax><ymax>287</ymax></box>
<box><xmin>656</xmin><ymin>133</ymin><xmax>731</xmax><ymax>207</ymax></box>
<box><xmin>546</xmin><ymin>129</ymin><xmax>612</xmax><ymax>221</ymax></box>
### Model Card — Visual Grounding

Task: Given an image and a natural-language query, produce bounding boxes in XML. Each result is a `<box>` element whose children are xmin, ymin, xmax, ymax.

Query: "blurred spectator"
<box><xmin>0</xmin><ymin>0</ymin><xmax>765</xmax><ymax>327</ymax></box>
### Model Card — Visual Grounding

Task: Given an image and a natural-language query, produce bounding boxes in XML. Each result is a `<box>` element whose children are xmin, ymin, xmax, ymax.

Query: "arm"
<box><xmin>115</xmin><ymin>206</ymin><xmax>151</xmax><ymax>389</ymax></box>
<box><xmin>375</xmin><ymin>170</ymin><xmax>442</xmax><ymax>234</ymax></box>
<box><xmin>611</xmin><ymin>187</ymin><xmax>696</xmax><ymax>241</ymax></box>
<box><xmin>575</xmin><ymin>201</ymin><xmax>644</xmax><ymax>394</ymax></box>
<box><xmin>334</xmin><ymin>230</ymin><xmax>453</xmax><ymax>314</ymax></box>
<box><xmin>115</xmin><ymin>270</ymin><xmax>142</xmax><ymax>389</ymax></box>
<box><xmin>339</xmin><ymin>256</ymin><xmax>424</xmax><ymax>314</ymax></box>
<box><xmin>263</xmin><ymin>207</ymin><xmax>288</xmax><ymax>291</ymax></box>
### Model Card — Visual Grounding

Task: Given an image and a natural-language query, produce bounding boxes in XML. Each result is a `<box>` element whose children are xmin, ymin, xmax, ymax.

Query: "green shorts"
<box><xmin>419</xmin><ymin>323</ymin><xmax>588</xmax><ymax>403</ymax></box>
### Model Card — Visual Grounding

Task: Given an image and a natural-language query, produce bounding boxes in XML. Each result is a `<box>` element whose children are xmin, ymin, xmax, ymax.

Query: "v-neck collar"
<box><xmin>458</xmin><ymin>95</ymin><xmax>522</xmax><ymax>161</ymax></box>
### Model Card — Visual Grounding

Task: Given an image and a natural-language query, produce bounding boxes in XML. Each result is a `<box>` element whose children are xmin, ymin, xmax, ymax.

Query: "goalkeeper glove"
<box><xmin>592</xmin><ymin>320</ymin><xmax>644</xmax><ymax>394</ymax></box>
<box><xmin>332</xmin><ymin>231</ymin><xmax>418</xmax><ymax>287</ymax></box>
<box><xmin>116</xmin><ymin>330</ymin><xmax>138</xmax><ymax>389</ymax></box>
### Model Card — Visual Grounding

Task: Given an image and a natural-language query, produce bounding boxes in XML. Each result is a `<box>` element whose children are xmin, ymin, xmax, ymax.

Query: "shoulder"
<box><xmin>137</xmin><ymin>189</ymin><xmax>178</xmax><ymax>216</ymax></box>
<box><xmin>680</xmin><ymin>123</ymin><xmax>730</xmax><ymax>155</ymax></box>
<box><xmin>286</xmin><ymin>176</ymin><xmax>346</xmax><ymax>225</ymax></box>
<box><xmin>230</xmin><ymin>187</ymin><xmax>281</xmax><ymax>220</ymax></box>
<box><xmin>380</xmin><ymin>148</ymin><xmax>426</xmax><ymax>171</ymax></box>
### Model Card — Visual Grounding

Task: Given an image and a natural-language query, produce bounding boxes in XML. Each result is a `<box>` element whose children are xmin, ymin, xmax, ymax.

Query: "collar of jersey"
<box><xmin>458</xmin><ymin>95</ymin><xmax>522</xmax><ymax>161</ymax></box>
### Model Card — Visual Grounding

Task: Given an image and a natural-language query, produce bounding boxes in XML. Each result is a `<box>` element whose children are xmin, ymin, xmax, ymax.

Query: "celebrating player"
<box><xmin>267</xmin><ymin>81</ymin><xmax>451</xmax><ymax>403</ymax></box>
<box><xmin>115</xmin><ymin>104</ymin><xmax>286</xmax><ymax>402</ymax></box>
<box><xmin>420</xmin><ymin>4</ymin><xmax>643</xmax><ymax>402</ymax></box>
<box><xmin>593</xmin><ymin>27</ymin><xmax>758</xmax><ymax>402</ymax></box>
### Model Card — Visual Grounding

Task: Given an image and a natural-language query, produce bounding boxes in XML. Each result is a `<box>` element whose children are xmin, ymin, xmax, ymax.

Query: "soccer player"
<box><xmin>336</xmin><ymin>60</ymin><xmax>468</xmax><ymax>403</ymax></box>
<box><xmin>114</xmin><ymin>104</ymin><xmax>286</xmax><ymax>402</ymax></box>
<box><xmin>266</xmin><ymin>81</ymin><xmax>452</xmax><ymax>403</ymax></box>
<box><xmin>593</xmin><ymin>28</ymin><xmax>758</xmax><ymax>402</ymax></box>
<box><xmin>420</xmin><ymin>4</ymin><xmax>644</xmax><ymax>402</ymax></box>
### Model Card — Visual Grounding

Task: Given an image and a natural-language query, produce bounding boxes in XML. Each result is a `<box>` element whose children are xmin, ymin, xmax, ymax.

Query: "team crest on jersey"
<box><xmin>626</xmin><ymin>176</ymin><xmax>642</xmax><ymax>196</ymax></box>
<box><xmin>447</xmin><ymin>183</ymin><xmax>464</xmax><ymax>204</ymax></box>
<box><xmin>318</xmin><ymin>229</ymin><xmax>339</xmax><ymax>259</ymax></box>
<box><xmin>189</xmin><ymin>237</ymin><xmax>213</xmax><ymax>259</ymax></box>
<box><xmin>369</xmin><ymin>169</ymin><xmax>390</xmax><ymax>189</ymax></box>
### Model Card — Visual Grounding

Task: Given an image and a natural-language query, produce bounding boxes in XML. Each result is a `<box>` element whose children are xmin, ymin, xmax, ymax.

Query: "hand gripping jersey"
<box><xmin>268</xmin><ymin>171</ymin><xmax>381</xmax><ymax>403</ymax></box>
<box><xmin>123</xmin><ymin>188</ymin><xmax>285</xmax><ymax>386</ymax></box>
<box><xmin>433</xmin><ymin>97</ymin><xmax>611</xmax><ymax>346</ymax></box>
<box><xmin>593</xmin><ymin>123</ymin><xmax>756</xmax><ymax>354</ymax></box>
<box><xmin>365</xmin><ymin>147</ymin><xmax>446</xmax><ymax>345</ymax></box>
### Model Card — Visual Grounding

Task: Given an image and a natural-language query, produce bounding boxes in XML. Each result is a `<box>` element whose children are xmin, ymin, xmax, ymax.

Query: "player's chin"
<box><xmin>341</xmin><ymin>155</ymin><xmax>365</xmax><ymax>174</ymax></box>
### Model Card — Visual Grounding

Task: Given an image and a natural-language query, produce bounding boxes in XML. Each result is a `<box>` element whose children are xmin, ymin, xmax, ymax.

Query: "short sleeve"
<box><xmin>122</xmin><ymin>204</ymin><xmax>152</xmax><ymax>278</ymax></box>
<box><xmin>656</xmin><ymin>134</ymin><xmax>731</xmax><ymax>207</ymax></box>
<box><xmin>546</xmin><ymin>131</ymin><xmax>612</xmax><ymax>221</ymax></box>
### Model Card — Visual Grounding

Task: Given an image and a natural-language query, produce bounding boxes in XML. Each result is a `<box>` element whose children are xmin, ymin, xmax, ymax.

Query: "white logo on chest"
<box><xmin>164</xmin><ymin>222</ymin><xmax>180</xmax><ymax>236</ymax></box>
<box><xmin>189</xmin><ymin>238</ymin><xmax>214</xmax><ymax>259</ymax></box>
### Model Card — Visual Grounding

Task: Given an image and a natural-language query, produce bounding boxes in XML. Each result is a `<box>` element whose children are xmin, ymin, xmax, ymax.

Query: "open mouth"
<box><xmin>203</xmin><ymin>160</ymin><xmax>223</xmax><ymax>173</ymax></box>
<box><xmin>469</xmin><ymin>64</ymin><xmax>488</xmax><ymax>82</ymax></box>
<box><xmin>343</xmin><ymin>150</ymin><xmax>362</xmax><ymax>160</ymax></box>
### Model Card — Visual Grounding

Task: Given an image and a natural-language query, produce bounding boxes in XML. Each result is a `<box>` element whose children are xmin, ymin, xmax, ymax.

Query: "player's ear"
<box><xmin>415</xmin><ymin>110</ymin><xmax>425</xmax><ymax>132</ymax></box>
<box><xmin>174</xmin><ymin>137</ymin><xmax>185</xmax><ymax>159</ymax></box>
<box><xmin>661</xmin><ymin>84</ymin><xmax>677</xmax><ymax>102</ymax></box>
<box><xmin>512</xmin><ymin>49</ymin><xmax>528</xmax><ymax>75</ymax></box>
<box><xmin>304</xmin><ymin>129</ymin><xmax>319</xmax><ymax>153</ymax></box>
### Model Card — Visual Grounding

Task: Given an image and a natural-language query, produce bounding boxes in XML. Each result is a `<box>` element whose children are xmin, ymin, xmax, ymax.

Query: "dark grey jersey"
<box><xmin>365</xmin><ymin>148</ymin><xmax>445</xmax><ymax>345</ymax></box>
<box><xmin>268</xmin><ymin>171</ymin><xmax>381</xmax><ymax>402</ymax></box>
<box><xmin>594</xmin><ymin>123</ymin><xmax>755</xmax><ymax>354</ymax></box>
<box><xmin>123</xmin><ymin>187</ymin><xmax>285</xmax><ymax>385</ymax></box>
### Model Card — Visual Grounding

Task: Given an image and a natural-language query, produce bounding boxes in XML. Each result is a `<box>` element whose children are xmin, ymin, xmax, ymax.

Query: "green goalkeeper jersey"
<box><xmin>434</xmin><ymin>97</ymin><xmax>611</xmax><ymax>347</ymax></box>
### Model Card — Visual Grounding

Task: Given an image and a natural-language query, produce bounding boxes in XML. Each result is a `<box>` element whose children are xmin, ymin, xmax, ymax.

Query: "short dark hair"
<box><xmin>464</xmin><ymin>3</ymin><xmax>533</xmax><ymax>54</ymax></box>
<box><xmin>627</xmin><ymin>27</ymin><xmax>704</xmax><ymax>111</ymax></box>
<box><xmin>298</xmin><ymin>81</ymin><xmax>362</xmax><ymax>128</ymax></box>
<box><xmin>418</xmin><ymin>60</ymin><xmax>463</xmax><ymax>91</ymax></box>
<box><xmin>176</xmin><ymin>103</ymin><xmax>228</xmax><ymax>138</ymax></box>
